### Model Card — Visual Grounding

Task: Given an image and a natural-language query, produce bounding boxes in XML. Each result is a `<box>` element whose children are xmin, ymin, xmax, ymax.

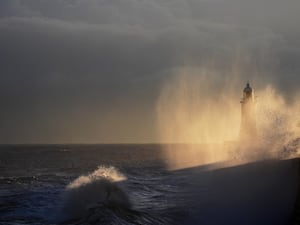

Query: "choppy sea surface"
<box><xmin>0</xmin><ymin>144</ymin><xmax>299</xmax><ymax>225</ymax></box>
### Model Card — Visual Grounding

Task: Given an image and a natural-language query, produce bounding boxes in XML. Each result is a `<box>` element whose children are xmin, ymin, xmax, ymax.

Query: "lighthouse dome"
<box><xmin>243</xmin><ymin>82</ymin><xmax>252</xmax><ymax>93</ymax></box>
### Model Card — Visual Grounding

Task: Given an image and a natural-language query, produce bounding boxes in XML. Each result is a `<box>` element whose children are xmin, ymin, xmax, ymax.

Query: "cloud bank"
<box><xmin>0</xmin><ymin>0</ymin><xmax>299</xmax><ymax>143</ymax></box>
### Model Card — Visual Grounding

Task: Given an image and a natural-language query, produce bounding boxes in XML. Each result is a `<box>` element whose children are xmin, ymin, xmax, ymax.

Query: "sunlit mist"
<box><xmin>156</xmin><ymin>67</ymin><xmax>300</xmax><ymax>169</ymax></box>
<box><xmin>256</xmin><ymin>86</ymin><xmax>300</xmax><ymax>154</ymax></box>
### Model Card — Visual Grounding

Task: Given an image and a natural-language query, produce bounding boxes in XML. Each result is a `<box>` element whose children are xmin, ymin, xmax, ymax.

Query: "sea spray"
<box><xmin>61</xmin><ymin>166</ymin><xmax>131</xmax><ymax>221</ymax></box>
<box><xmin>157</xmin><ymin>68</ymin><xmax>300</xmax><ymax>169</ymax></box>
<box><xmin>156</xmin><ymin>68</ymin><xmax>241</xmax><ymax>169</ymax></box>
<box><xmin>67</xmin><ymin>166</ymin><xmax>126</xmax><ymax>189</ymax></box>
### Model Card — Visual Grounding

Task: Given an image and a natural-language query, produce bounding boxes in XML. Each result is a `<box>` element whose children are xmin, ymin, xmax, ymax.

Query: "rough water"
<box><xmin>0</xmin><ymin>144</ymin><xmax>299</xmax><ymax>225</ymax></box>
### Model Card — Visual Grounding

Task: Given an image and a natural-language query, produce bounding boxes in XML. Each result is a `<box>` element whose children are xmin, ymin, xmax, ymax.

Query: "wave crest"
<box><xmin>61</xmin><ymin>166</ymin><xmax>131</xmax><ymax>221</ymax></box>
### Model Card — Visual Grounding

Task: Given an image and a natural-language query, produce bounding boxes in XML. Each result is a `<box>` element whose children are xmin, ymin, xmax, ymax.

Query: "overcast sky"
<box><xmin>0</xmin><ymin>0</ymin><xmax>299</xmax><ymax>143</ymax></box>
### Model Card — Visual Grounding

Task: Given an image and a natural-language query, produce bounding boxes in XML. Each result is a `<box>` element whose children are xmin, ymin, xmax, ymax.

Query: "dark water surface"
<box><xmin>0</xmin><ymin>144</ymin><xmax>298</xmax><ymax>225</ymax></box>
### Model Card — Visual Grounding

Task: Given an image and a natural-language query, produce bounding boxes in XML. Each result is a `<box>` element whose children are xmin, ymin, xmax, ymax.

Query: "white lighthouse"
<box><xmin>239</xmin><ymin>82</ymin><xmax>257</xmax><ymax>141</ymax></box>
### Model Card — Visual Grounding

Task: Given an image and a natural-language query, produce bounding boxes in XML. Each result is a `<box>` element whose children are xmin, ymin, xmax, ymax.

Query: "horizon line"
<box><xmin>0</xmin><ymin>142</ymin><xmax>227</xmax><ymax>146</ymax></box>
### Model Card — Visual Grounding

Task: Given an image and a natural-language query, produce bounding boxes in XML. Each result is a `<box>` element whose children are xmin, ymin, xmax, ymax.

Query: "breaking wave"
<box><xmin>59</xmin><ymin>166</ymin><xmax>172</xmax><ymax>225</ymax></box>
<box><xmin>61</xmin><ymin>166</ymin><xmax>131</xmax><ymax>222</ymax></box>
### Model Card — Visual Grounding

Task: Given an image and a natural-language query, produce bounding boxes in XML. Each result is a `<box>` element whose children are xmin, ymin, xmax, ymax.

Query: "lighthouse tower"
<box><xmin>239</xmin><ymin>82</ymin><xmax>257</xmax><ymax>141</ymax></box>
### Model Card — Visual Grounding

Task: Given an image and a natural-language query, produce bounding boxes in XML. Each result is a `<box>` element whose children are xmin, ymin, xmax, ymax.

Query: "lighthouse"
<box><xmin>239</xmin><ymin>82</ymin><xmax>257</xmax><ymax>141</ymax></box>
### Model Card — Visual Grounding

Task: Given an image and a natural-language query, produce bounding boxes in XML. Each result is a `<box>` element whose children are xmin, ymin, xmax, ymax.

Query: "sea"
<box><xmin>0</xmin><ymin>144</ymin><xmax>299</xmax><ymax>225</ymax></box>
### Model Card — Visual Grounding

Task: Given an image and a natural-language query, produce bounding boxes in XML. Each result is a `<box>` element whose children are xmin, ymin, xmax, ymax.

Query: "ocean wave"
<box><xmin>60</xmin><ymin>166</ymin><xmax>131</xmax><ymax>222</ymax></box>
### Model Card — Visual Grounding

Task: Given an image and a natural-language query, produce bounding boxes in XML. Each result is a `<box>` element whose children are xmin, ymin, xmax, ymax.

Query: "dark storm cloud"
<box><xmin>0</xmin><ymin>0</ymin><xmax>299</xmax><ymax>143</ymax></box>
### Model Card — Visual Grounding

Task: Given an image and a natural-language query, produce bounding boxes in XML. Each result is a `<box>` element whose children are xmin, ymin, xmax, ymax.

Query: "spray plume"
<box><xmin>256</xmin><ymin>86</ymin><xmax>300</xmax><ymax>156</ymax></box>
<box><xmin>156</xmin><ymin>67</ymin><xmax>300</xmax><ymax>170</ymax></box>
